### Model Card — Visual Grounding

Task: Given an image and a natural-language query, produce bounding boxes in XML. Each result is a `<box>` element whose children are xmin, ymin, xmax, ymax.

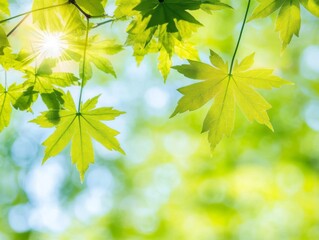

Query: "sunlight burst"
<box><xmin>36</xmin><ymin>32</ymin><xmax>68</xmax><ymax>58</ymax></box>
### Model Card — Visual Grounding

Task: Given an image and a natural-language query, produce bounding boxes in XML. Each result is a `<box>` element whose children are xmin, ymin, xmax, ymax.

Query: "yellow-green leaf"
<box><xmin>300</xmin><ymin>0</ymin><xmax>319</xmax><ymax>16</ymax></box>
<box><xmin>32</xmin><ymin>92</ymin><xmax>124</xmax><ymax>180</ymax></box>
<box><xmin>172</xmin><ymin>51</ymin><xmax>291</xmax><ymax>150</ymax></box>
<box><xmin>0</xmin><ymin>0</ymin><xmax>10</xmax><ymax>15</ymax></box>
<box><xmin>0</xmin><ymin>83</ymin><xmax>28</xmax><ymax>131</ymax></box>
<box><xmin>275</xmin><ymin>0</ymin><xmax>301</xmax><ymax>49</ymax></box>
<box><xmin>75</xmin><ymin>0</ymin><xmax>105</xmax><ymax>16</ymax></box>
<box><xmin>250</xmin><ymin>0</ymin><xmax>308</xmax><ymax>49</ymax></box>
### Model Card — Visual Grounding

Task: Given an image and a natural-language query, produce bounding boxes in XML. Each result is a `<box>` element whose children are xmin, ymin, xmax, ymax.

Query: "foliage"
<box><xmin>172</xmin><ymin>50</ymin><xmax>290</xmax><ymax>149</ymax></box>
<box><xmin>0</xmin><ymin>0</ymin><xmax>317</xmax><ymax>181</ymax></box>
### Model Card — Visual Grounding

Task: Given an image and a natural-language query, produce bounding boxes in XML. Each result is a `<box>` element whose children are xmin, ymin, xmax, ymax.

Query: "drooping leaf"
<box><xmin>250</xmin><ymin>0</ymin><xmax>319</xmax><ymax>48</ymax></box>
<box><xmin>300</xmin><ymin>0</ymin><xmax>319</xmax><ymax>16</ymax></box>
<box><xmin>122</xmin><ymin>0</ymin><xmax>230</xmax><ymax>80</ymax></box>
<box><xmin>32</xmin><ymin>92</ymin><xmax>125</xmax><ymax>180</ymax></box>
<box><xmin>172</xmin><ymin>50</ymin><xmax>291</xmax><ymax>150</ymax></box>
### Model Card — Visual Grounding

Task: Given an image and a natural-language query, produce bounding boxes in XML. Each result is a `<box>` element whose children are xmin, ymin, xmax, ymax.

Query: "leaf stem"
<box><xmin>70</xmin><ymin>0</ymin><xmax>92</xmax><ymax>19</ymax></box>
<box><xmin>0</xmin><ymin>2</ymin><xmax>70</xmax><ymax>24</ymax></box>
<box><xmin>91</xmin><ymin>19</ymin><xmax>116</xmax><ymax>29</ymax></box>
<box><xmin>7</xmin><ymin>13</ymin><xmax>30</xmax><ymax>37</ymax></box>
<box><xmin>78</xmin><ymin>18</ymin><xmax>90</xmax><ymax>113</ymax></box>
<box><xmin>229</xmin><ymin>0</ymin><xmax>251</xmax><ymax>75</ymax></box>
<box><xmin>90</xmin><ymin>14</ymin><xmax>112</xmax><ymax>19</ymax></box>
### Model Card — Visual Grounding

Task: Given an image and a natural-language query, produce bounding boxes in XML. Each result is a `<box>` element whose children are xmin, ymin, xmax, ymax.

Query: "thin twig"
<box><xmin>229</xmin><ymin>0</ymin><xmax>251</xmax><ymax>75</ymax></box>
<box><xmin>7</xmin><ymin>13</ymin><xmax>30</xmax><ymax>37</ymax></box>
<box><xmin>77</xmin><ymin>18</ymin><xmax>90</xmax><ymax>113</ymax></box>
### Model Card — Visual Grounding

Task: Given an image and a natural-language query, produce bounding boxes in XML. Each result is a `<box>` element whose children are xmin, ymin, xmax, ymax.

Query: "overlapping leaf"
<box><xmin>172</xmin><ymin>50</ymin><xmax>290</xmax><ymax>150</ymax></box>
<box><xmin>68</xmin><ymin>35</ymin><xmax>123</xmax><ymax>84</ymax></box>
<box><xmin>23</xmin><ymin>59</ymin><xmax>78</xmax><ymax>93</ymax></box>
<box><xmin>250</xmin><ymin>0</ymin><xmax>319</xmax><ymax>49</ymax></box>
<box><xmin>0</xmin><ymin>48</ymin><xmax>38</xmax><ymax>115</ymax></box>
<box><xmin>18</xmin><ymin>59</ymin><xmax>78</xmax><ymax>111</ymax></box>
<box><xmin>32</xmin><ymin>92</ymin><xmax>125</xmax><ymax>180</ymax></box>
<box><xmin>0</xmin><ymin>83</ymin><xmax>30</xmax><ymax>132</ymax></box>
<box><xmin>117</xmin><ymin>0</ymin><xmax>230</xmax><ymax>79</ymax></box>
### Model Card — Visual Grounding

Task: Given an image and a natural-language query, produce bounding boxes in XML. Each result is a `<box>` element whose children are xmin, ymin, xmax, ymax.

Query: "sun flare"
<box><xmin>36</xmin><ymin>32</ymin><xmax>68</xmax><ymax>58</ymax></box>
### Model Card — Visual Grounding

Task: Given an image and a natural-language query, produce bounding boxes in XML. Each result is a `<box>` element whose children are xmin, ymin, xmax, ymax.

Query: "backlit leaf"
<box><xmin>122</xmin><ymin>0</ymin><xmax>230</xmax><ymax>79</ymax></box>
<box><xmin>172</xmin><ymin>50</ymin><xmax>291</xmax><ymax>150</ymax></box>
<box><xmin>32</xmin><ymin>92</ymin><xmax>124</xmax><ymax>181</ymax></box>
<box><xmin>250</xmin><ymin>0</ymin><xmax>319</xmax><ymax>48</ymax></box>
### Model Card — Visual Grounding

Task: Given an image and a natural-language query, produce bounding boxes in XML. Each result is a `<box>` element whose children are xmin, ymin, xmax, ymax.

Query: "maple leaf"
<box><xmin>31</xmin><ymin>92</ymin><xmax>125</xmax><ymax>181</ymax></box>
<box><xmin>172</xmin><ymin>50</ymin><xmax>291</xmax><ymax>150</ymax></box>
<box><xmin>122</xmin><ymin>0</ymin><xmax>230</xmax><ymax>80</ymax></box>
<box><xmin>134</xmin><ymin>0</ymin><xmax>203</xmax><ymax>33</ymax></box>
<box><xmin>250</xmin><ymin>0</ymin><xmax>319</xmax><ymax>49</ymax></box>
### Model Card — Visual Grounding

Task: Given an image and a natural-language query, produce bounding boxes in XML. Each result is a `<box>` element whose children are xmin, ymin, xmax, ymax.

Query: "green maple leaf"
<box><xmin>134</xmin><ymin>0</ymin><xmax>203</xmax><ymax>33</ymax></box>
<box><xmin>250</xmin><ymin>0</ymin><xmax>319</xmax><ymax>49</ymax></box>
<box><xmin>134</xmin><ymin>0</ymin><xmax>230</xmax><ymax>32</ymax></box>
<box><xmin>123</xmin><ymin>0</ymin><xmax>230</xmax><ymax>80</ymax></box>
<box><xmin>32</xmin><ymin>92</ymin><xmax>125</xmax><ymax>181</ymax></box>
<box><xmin>172</xmin><ymin>50</ymin><xmax>291</xmax><ymax>150</ymax></box>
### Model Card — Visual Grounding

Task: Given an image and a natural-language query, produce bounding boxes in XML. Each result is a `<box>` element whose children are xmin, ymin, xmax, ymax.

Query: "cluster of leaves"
<box><xmin>0</xmin><ymin>0</ymin><xmax>124</xmax><ymax>180</ymax></box>
<box><xmin>0</xmin><ymin>0</ymin><xmax>317</xmax><ymax>180</ymax></box>
<box><xmin>115</xmin><ymin>0</ymin><xmax>231</xmax><ymax>79</ymax></box>
<box><xmin>250</xmin><ymin>0</ymin><xmax>319</xmax><ymax>48</ymax></box>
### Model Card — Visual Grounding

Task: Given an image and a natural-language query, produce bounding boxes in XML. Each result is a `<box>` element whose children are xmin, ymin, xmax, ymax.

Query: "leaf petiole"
<box><xmin>78</xmin><ymin>18</ymin><xmax>90</xmax><ymax>113</ymax></box>
<box><xmin>229</xmin><ymin>0</ymin><xmax>251</xmax><ymax>75</ymax></box>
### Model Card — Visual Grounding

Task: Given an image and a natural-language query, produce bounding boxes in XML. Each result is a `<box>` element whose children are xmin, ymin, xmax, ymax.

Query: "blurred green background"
<box><xmin>1</xmin><ymin>0</ymin><xmax>319</xmax><ymax>239</ymax></box>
